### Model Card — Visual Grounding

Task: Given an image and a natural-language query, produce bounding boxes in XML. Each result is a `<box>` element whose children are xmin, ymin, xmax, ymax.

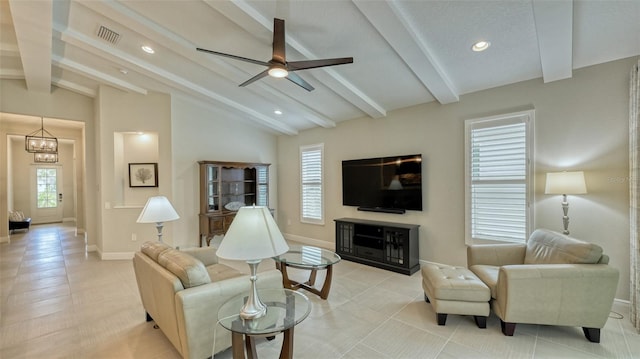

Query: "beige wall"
<box><xmin>170</xmin><ymin>95</ymin><xmax>279</xmax><ymax>249</ymax></box>
<box><xmin>277</xmin><ymin>57</ymin><xmax>637</xmax><ymax>300</ymax></box>
<box><xmin>0</xmin><ymin>80</ymin><xmax>93</xmax><ymax>242</ymax></box>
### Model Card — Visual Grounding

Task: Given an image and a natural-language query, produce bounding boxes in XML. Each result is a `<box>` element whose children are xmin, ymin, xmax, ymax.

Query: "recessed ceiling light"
<box><xmin>141</xmin><ymin>45</ymin><xmax>155</xmax><ymax>54</ymax></box>
<box><xmin>472</xmin><ymin>40</ymin><xmax>491</xmax><ymax>52</ymax></box>
<box><xmin>274</xmin><ymin>110</ymin><xmax>283</xmax><ymax>115</ymax></box>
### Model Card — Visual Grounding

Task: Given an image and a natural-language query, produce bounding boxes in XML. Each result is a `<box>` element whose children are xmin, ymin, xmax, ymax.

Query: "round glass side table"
<box><xmin>272</xmin><ymin>245</ymin><xmax>341</xmax><ymax>299</ymax></box>
<box><xmin>218</xmin><ymin>288</ymin><xmax>311</xmax><ymax>359</ymax></box>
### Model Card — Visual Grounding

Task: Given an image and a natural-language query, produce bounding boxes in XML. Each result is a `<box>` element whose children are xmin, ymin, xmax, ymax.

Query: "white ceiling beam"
<box><xmin>78</xmin><ymin>1</ymin><xmax>319</xmax><ymax>131</ymax></box>
<box><xmin>353</xmin><ymin>0</ymin><xmax>459</xmax><ymax>104</ymax></box>
<box><xmin>56</xmin><ymin>26</ymin><xmax>298</xmax><ymax>135</ymax></box>
<box><xmin>209</xmin><ymin>0</ymin><xmax>387</xmax><ymax>118</ymax></box>
<box><xmin>52</xmin><ymin>54</ymin><xmax>148</xmax><ymax>95</ymax></box>
<box><xmin>532</xmin><ymin>0</ymin><xmax>573</xmax><ymax>83</ymax></box>
<box><xmin>0</xmin><ymin>41</ymin><xmax>20</xmax><ymax>57</ymax></box>
<box><xmin>52</xmin><ymin>77</ymin><xmax>97</xmax><ymax>98</ymax></box>
<box><xmin>0</xmin><ymin>68</ymin><xmax>24</xmax><ymax>79</ymax></box>
<box><xmin>7</xmin><ymin>0</ymin><xmax>52</xmax><ymax>93</ymax></box>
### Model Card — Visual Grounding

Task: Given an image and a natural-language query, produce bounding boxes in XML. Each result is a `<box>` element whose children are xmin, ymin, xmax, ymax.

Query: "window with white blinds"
<box><xmin>300</xmin><ymin>144</ymin><xmax>324</xmax><ymax>224</ymax></box>
<box><xmin>465</xmin><ymin>111</ymin><xmax>534</xmax><ymax>243</ymax></box>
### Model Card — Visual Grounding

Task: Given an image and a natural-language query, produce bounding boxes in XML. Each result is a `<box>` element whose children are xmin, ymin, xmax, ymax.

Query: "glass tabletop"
<box><xmin>272</xmin><ymin>245</ymin><xmax>341</xmax><ymax>269</ymax></box>
<box><xmin>218</xmin><ymin>288</ymin><xmax>311</xmax><ymax>336</ymax></box>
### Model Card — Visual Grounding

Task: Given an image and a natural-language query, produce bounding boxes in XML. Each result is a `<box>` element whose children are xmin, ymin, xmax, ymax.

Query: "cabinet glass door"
<box><xmin>207</xmin><ymin>165</ymin><xmax>219</xmax><ymax>211</ymax></box>
<box><xmin>256</xmin><ymin>166</ymin><xmax>269</xmax><ymax>206</ymax></box>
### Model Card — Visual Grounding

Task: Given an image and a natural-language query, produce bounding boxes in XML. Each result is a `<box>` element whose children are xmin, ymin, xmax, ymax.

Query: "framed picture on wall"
<box><xmin>129</xmin><ymin>163</ymin><xmax>158</xmax><ymax>187</ymax></box>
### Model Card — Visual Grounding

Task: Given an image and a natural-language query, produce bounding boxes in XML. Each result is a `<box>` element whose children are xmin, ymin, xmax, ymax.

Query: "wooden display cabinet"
<box><xmin>199</xmin><ymin>161</ymin><xmax>270</xmax><ymax>246</ymax></box>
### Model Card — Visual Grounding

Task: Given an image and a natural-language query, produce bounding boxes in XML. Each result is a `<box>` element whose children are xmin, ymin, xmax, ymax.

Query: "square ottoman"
<box><xmin>421</xmin><ymin>262</ymin><xmax>490</xmax><ymax>328</ymax></box>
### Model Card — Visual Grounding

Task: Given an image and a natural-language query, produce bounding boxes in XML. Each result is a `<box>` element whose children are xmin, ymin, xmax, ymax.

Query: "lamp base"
<box><xmin>240</xmin><ymin>259</ymin><xmax>266</xmax><ymax>320</ymax></box>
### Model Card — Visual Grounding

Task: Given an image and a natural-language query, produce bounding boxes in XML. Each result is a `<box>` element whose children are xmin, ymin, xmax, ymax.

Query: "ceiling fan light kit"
<box><xmin>197</xmin><ymin>18</ymin><xmax>353</xmax><ymax>91</ymax></box>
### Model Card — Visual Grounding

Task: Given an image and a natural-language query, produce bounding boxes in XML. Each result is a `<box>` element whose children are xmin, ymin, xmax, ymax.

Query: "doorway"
<box><xmin>30</xmin><ymin>165</ymin><xmax>64</xmax><ymax>224</ymax></box>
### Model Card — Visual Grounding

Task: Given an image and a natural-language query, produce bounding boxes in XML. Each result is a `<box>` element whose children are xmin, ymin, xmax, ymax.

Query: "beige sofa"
<box><xmin>133</xmin><ymin>241</ymin><xmax>284</xmax><ymax>359</ymax></box>
<box><xmin>467</xmin><ymin>229</ymin><xmax>619</xmax><ymax>342</ymax></box>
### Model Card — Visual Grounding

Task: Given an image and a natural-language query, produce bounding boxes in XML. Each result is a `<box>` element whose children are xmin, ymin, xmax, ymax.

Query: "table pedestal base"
<box><xmin>276</xmin><ymin>262</ymin><xmax>334</xmax><ymax>299</ymax></box>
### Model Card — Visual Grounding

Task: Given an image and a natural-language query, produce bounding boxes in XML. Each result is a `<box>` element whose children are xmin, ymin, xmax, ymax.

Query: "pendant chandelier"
<box><xmin>25</xmin><ymin>117</ymin><xmax>58</xmax><ymax>154</ymax></box>
<box><xmin>34</xmin><ymin>152</ymin><xmax>58</xmax><ymax>163</ymax></box>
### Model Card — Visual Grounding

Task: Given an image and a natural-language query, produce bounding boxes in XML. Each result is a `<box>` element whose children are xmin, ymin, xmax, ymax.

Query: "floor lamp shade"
<box><xmin>544</xmin><ymin>171</ymin><xmax>587</xmax><ymax>195</ymax></box>
<box><xmin>216</xmin><ymin>206</ymin><xmax>289</xmax><ymax>320</ymax></box>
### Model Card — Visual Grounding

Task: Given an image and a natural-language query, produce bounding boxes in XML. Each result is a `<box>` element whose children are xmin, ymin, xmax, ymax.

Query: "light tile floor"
<box><xmin>1</xmin><ymin>223</ymin><xmax>638</xmax><ymax>358</ymax></box>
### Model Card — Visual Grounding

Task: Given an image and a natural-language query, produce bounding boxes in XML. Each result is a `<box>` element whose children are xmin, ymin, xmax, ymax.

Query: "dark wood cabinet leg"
<box><xmin>145</xmin><ymin>312</ymin><xmax>153</xmax><ymax>322</ymax></box>
<box><xmin>474</xmin><ymin>316</ymin><xmax>487</xmax><ymax>328</ymax></box>
<box><xmin>437</xmin><ymin>313</ymin><xmax>447</xmax><ymax>326</ymax></box>
<box><xmin>583</xmin><ymin>327</ymin><xmax>601</xmax><ymax>343</ymax></box>
<box><xmin>424</xmin><ymin>293</ymin><xmax>430</xmax><ymax>303</ymax></box>
<box><xmin>500</xmin><ymin>320</ymin><xmax>516</xmax><ymax>336</ymax></box>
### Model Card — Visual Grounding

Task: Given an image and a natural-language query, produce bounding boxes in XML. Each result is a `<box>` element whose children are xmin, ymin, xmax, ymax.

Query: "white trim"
<box><xmin>300</xmin><ymin>143</ymin><xmax>325</xmax><ymax>225</ymax></box>
<box><xmin>283</xmin><ymin>233</ymin><xmax>334</xmax><ymax>250</ymax></box>
<box><xmin>86</xmin><ymin>244</ymin><xmax>98</xmax><ymax>252</ymax></box>
<box><xmin>464</xmin><ymin>109</ymin><xmax>535</xmax><ymax>245</ymax></box>
<box><xmin>101</xmin><ymin>251</ymin><xmax>134</xmax><ymax>260</ymax></box>
<box><xmin>0</xmin><ymin>236</ymin><xmax>10</xmax><ymax>244</ymax></box>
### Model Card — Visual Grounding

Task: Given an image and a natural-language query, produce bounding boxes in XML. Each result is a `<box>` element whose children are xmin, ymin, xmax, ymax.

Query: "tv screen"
<box><xmin>342</xmin><ymin>154</ymin><xmax>422</xmax><ymax>213</ymax></box>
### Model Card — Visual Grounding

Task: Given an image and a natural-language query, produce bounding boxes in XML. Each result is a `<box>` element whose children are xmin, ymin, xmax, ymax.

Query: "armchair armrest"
<box><xmin>467</xmin><ymin>243</ymin><xmax>526</xmax><ymax>267</ymax></box>
<box><xmin>493</xmin><ymin>264</ymin><xmax>619</xmax><ymax>328</ymax></box>
<box><xmin>174</xmin><ymin>269</ymin><xmax>284</xmax><ymax>359</ymax></box>
<box><xmin>181</xmin><ymin>246</ymin><xmax>219</xmax><ymax>266</ymax></box>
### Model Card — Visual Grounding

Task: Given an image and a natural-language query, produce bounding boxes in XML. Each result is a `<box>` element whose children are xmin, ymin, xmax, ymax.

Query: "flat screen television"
<box><xmin>342</xmin><ymin>154</ymin><xmax>422</xmax><ymax>214</ymax></box>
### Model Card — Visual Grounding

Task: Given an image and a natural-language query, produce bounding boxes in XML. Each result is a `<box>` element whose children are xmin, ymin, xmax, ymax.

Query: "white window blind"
<box><xmin>300</xmin><ymin>144</ymin><xmax>324</xmax><ymax>224</ymax></box>
<box><xmin>465</xmin><ymin>111</ymin><xmax>533</xmax><ymax>243</ymax></box>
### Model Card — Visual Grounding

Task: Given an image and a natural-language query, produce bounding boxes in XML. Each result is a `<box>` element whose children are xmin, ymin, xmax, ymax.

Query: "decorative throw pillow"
<box><xmin>9</xmin><ymin>210</ymin><xmax>24</xmax><ymax>222</ymax></box>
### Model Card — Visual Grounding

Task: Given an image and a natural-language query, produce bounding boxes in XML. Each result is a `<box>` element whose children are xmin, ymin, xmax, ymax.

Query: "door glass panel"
<box><xmin>37</xmin><ymin>168</ymin><xmax>58</xmax><ymax>208</ymax></box>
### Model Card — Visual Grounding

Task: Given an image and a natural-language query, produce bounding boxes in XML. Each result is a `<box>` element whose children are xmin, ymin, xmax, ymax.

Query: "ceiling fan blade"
<box><xmin>272</xmin><ymin>18</ymin><xmax>286</xmax><ymax>64</ymax></box>
<box><xmin>239</xmin><ymin>69</ymin><xmax>270</xmax><ymax>87</ymax></box>
<box><xmin>197</xmin><ymin>47</ymin><xmax>270</xmax><ymax>67</ymax></box>
<box><xmin>287</xmin><ymin>57</ymin><xmax>353</xmax><ymax>71</ymax></box>
<box><xmin>286</xmin><ymin>72</ymin><xmax>314</xmax><ymax>91</ymax></box>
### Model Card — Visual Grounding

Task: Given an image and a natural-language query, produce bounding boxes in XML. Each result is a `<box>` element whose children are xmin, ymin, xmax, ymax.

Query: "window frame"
<box><xmin>464</xmin><ymin>110</ymin><xmax>535</xmax><ymax>244</ymax></box>
<box><xmin>300</xmin><ymin>143</ymin><xmax>324</xmax><ymax>225</ymax></box>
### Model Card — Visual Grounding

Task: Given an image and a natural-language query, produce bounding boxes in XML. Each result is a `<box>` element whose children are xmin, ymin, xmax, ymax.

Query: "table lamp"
<box><xmin>137</xmin><ymin>196</ymin><xmax>180</xmax><ymax>243</ymax></box>
<box><xmin>545</xmin><ymin>171</ymin><xmax>587</xmax><ymax>235</ymax></box>
<box><xmin>216</xmin><ymin>206</ymin><xmax>289</xmax><ymax>320</ymax></box>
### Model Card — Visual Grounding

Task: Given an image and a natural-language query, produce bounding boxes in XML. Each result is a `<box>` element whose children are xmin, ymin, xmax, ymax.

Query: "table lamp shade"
<box><xmin>217</xmin><ymin>206</ymin><xmax>289</xmax><ymax>261</ymax></box>
<box><xmin>137</xmin><ymin>196</ymin><xmax>180</xmax><ymax>223</ymax></box>
<box><xmin>545</xmin><ymin>171</ymin><xmax>587</xmax><ymax>195</ymax></box>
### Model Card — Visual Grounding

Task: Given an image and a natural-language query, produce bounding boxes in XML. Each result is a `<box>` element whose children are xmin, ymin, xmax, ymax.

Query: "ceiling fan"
<box><xmin>197</xmin><ymin>18</ymin><xmax>353</xmax><ymax>92</ymax></box>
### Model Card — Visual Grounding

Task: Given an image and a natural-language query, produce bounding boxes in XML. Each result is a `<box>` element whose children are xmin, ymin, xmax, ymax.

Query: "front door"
<box><xmin>31</xmin><ymin>165</ymin><xmax>63</xmax><ymax>224</ymax></box>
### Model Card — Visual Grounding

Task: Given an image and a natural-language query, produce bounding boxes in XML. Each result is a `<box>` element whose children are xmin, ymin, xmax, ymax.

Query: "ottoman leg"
<box><xmin>474</xmin><ymin>316</ymin><xmax>487</xmax><ymax>329</ymax></box>
<box><xmin>437</xmin><ymin>313</ymin><xmax>447</xmax><ymax>326</ymax></box>
<box><xmin>500</xmin><ymin>320</ymin><xmax>516</xmax><ymax>336</ymax></box>
<box><xmin>424</xmin><ymin>293</ymin><xmax>430</xmax><ymax>303</ymax></box>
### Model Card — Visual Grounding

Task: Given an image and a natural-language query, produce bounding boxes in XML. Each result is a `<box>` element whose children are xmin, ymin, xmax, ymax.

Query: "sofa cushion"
<box><xmin>140</xmin><ymin>241</ymin><xmax>172</xmax><ymax>262</ymax></box>
<box><xmin>468</xmin><ymin>265</ymin><xmax>500</xmax><ymax>299</ymax></box>
<box><xmin>158</xmin><ymin>249</ymin><xmax>211</xmax><ymax>288</ymax></box>
<box><xmin>206</xmin><ymin>263</ymin><xmax>245</xmax><ymax>282</ymax></box>
<box><xmin>524</xmin><ymin>229</ymin><xmax>603</xmax><ymax>265</ymax></box>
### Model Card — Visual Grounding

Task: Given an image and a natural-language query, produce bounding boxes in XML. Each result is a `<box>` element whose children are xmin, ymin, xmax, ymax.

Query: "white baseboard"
<box><xmin>0</xmin><ymin>236</ymin><xmax>9</xmax><ymax>244</ymax></box>
<box><xmin>86</xmin><ymin>244</ymin><xmax>98</xmax><ymax>252</ymax></box>
<box><xmin>282</xmin><ymin>233</ymin><xmax>334</xmax><ymax>250</ymax></box>
<box><xmin>63</xmin><ymin>217</ymin><xmax>76</xmax><ymax>222</ymax></box>
<box><xmin>101</xmin><ymin>251</ymin><xmax>135</xmax><ymax>260</ymax></box>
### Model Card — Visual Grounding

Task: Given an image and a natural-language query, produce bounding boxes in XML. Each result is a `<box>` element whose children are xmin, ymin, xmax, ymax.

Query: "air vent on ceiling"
<box><xmin>96</xmin><ymin>25</ymin><xmax>120</xmax><ymax>45</ymax></box>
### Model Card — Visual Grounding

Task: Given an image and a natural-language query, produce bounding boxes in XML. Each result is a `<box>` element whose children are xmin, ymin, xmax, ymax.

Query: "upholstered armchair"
<box><xmin>467</xmin><ymin>229</ymin><xmax>619</xmax><ymax>343</ymax></box>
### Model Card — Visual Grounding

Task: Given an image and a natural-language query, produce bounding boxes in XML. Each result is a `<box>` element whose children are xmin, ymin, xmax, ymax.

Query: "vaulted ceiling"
<box><xmin>1</xmin><ymin>0</ymin><xmax>639</xmax><ymax>135</ymax></box>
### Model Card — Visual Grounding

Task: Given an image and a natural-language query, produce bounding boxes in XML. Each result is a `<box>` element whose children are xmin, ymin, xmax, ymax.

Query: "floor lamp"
<box><xmin>137</xmin><ymin>196</ymin><xmax>180</xmax><ymax>243</ymax></box>
<box><xmin>545</xmin><ymin>171</ymin><xmax>587</xmax><ymax>235</ymax></box>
